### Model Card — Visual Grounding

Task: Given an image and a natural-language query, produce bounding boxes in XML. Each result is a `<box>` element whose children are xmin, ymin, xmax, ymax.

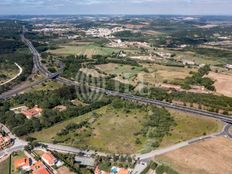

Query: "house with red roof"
<box><xmin>41</xmin><ymin>151</ymin><xmax>57</xmax><ymax>166</ymax></box>
<box><xmin>21</xmin><ymin>105</ymin><xmax>43</xmax><ymax>119</ymax></box>
<box><xmin>14</xmin><ymin>157</ymin><xmax>31</xmax><ymax>172</ymax></box>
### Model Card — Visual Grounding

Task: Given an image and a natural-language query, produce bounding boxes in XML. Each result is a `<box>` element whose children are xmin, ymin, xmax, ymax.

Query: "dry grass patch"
<box><xmin>160</xmin><ymin>109</ymin><xmax>223</xmax><ymax>147</ymax></box>
<box><xmin>157</xmin><ymin>136</ymin><xmax>232</xmax><ymax>174</ymax></box>
<box><xmin>207</xmin><ymin>72</ymin><xmax>232</xmax><ymax>97</ymax></box>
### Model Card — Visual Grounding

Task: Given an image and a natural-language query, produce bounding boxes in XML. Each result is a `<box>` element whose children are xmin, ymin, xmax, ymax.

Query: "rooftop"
<box><xmin>41</xmin><ymin>152</ymin><xmax>57</xmax><ymax>165</ymax></box>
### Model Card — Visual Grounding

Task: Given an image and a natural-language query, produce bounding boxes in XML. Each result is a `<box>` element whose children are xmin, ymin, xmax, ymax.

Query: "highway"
<box><xmin>1</xmin><ymin>33</ymin><xmax>232</xmax><ymax>124</ymax></box>
<box><xmin>0</xmin><ymin>33</ymin><xmax>232</xmax><ymax>174</ymax></box>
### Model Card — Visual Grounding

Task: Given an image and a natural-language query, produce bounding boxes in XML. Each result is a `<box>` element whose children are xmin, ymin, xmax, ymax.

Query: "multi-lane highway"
<box><xmin>1</xmin><ymin>33</ymin><xmax>232</xmax><ymax>124</ymax></box>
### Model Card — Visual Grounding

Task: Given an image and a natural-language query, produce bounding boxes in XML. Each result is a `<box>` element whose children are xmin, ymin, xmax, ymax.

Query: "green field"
<box><xmin>30</xmin><ymin>103</ymin><xmax>222</xmax><ymax>154</ymax></box>
<box><xmin>0</xmin><ymin>64</ymin><xmax>18</xmax><ymax>84</ymax></box>
<box><xmin>49</xmin><ymin>44</ymin><xmax>121</xmax><ymax>58</ymax></box>
<box><xmin>0</xmin><ymin>157</ymin><xmax>10</xmax><ymax>174</ymax></box>
<box><xmin>31</xmin><ymin>105</ymin><xmax>147</xmax><ymax>154</ymax></box>
<box><xmin>96</xmin><ymin>63</ymin><xmax>144</xmax><ymax>79</ymax></box>
<box><xmin>160</xmin><ymin>109</ymin><xmax>222</xmax><ymax>147</ymax></box>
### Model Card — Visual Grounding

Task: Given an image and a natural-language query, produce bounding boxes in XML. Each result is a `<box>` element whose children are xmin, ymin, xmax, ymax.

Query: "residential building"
<box><xmin>21</xmin><ymin>105</ymin><xmax>43</xmax><ymax>119</ymax></box>
<box><xmin>0</xmin><ymin>131</ymin><xmax>11</xmax><ymax>150</ymax></box>
<box><xmin>41</xmin><ymin>152</ymin><xmax>57</xmax><ymax>166</ymax></box>
<box><xmin>14</xmin><ymin>157</ymin><xmax>31</xmax><ymax>172</ymax></box>
<box><xmin>32</xmin><ymin>167</ymin><xmax>50</xmax><ymax>174</ymax></box>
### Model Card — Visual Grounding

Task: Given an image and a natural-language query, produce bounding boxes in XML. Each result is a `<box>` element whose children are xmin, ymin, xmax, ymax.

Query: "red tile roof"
<box><xmin>14</xmin><ymin>157</ymin><xmax>30</xmax><ymax>169</ymax></box>
<box><xmin>32</xmin><ymin>167</ymin><xmax>50</xmax><ymax>174</ymax></box>
<box><xmin>22</xmin><ymin>106</ymin><xmax>43</xmax><ymax>118</ymax></box>
<box><xmin>41</xmin><ymin>152</ymin><xmax>57</xmax><ymax>165</ymax></box>
<box><xmin>31</xmin><ymin>161</ymin><xmax>45</xmax><ymax>171</ymax></box>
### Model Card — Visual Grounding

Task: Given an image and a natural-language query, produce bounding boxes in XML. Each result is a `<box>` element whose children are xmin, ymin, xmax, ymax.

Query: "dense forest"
<box><xmin>0</xmin><ymin>86</ymin><xmax>111</xmax><ymax>136</ymax></box>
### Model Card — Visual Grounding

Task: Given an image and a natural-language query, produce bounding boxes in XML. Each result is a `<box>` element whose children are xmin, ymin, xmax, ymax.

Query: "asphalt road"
<box><xmin>1</xmin><ymin>33</ymin><xmax>232</xmax><ymax>124</ymax></box>
<box><xmin>0</xmin><ymin>63</ymin><xmax>23</xmax><ymax>86</ymax></box>
<box><xmin>0</xmin><ymin>124</ymin><xmax>28</xmax><ymax>158</ymax></box>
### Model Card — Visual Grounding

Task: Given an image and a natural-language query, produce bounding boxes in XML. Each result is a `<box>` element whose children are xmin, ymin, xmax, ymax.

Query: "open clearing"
<box><xmin>31</xmin><ymin>104</ymin><xmax>221</xmax><ymax>154</ymax></box>
<box><xmin>30</xmin><ymin>113</ymin><xmax>92</xmax><ymax>143</ymax></box>
<box><xmin>57</xmin><ymin>166</ymin><xmax>76</xmax><ymax>174</ymax></box>
<box><xmin>48</xmin><ymin>44</ymin><xmax>121</xmax><ymax>58</ymax></box>
<box><xmin>52</xmin><ymin>105</ymin><xmax>147</xmax><ymax>154</ymax></box>
<box><xmin>96</xmin><ymin>63</ymin><xmax>144</xmax><ymax>79</ymax></box>
<box><xmin>160</xmin><ymin>109</ymin><xmax>222</xmax><ymax>147</ymax></box>
<box><xmin>207</xmin><ymin>72</ymin><xmax>232</xmax><ymax>97</ymax></box>
<box><xmin>136</xmin><ymin>64</ymin><xmax>195</xmax><ymax>84</ymax></box>
<box><xmin>0</xmin><ymin>63</ymin><xmax>20</xmax><ymax>84</ymax></box>
<box><xmin>79</xmin><ymin>68</ymin><xmax>105</xmax><ymax>78</ymax></box>
<box><xmin>157</xmin><ymin>137</ymin><xmax>232</xmax><ymax>174</ymax></box>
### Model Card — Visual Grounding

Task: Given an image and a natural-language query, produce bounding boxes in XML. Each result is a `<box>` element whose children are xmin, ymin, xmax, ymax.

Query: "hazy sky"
<box><xmin>0</xmin><ymin>0</ymin><xmax>232</xmax><ymax>15</ymax></box>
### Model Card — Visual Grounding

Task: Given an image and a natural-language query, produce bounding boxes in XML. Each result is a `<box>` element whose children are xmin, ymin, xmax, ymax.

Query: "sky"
<box><xmin>0</xmin><ymin>0</ymin><xmax>232</xmax><ymax>15</ymax></box>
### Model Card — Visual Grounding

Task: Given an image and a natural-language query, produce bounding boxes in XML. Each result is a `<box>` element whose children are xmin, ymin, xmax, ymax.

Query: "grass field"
<box><xmin>96</xmin><ymin>63</ymin><xmax>144</xmax><ymax>79</ymax></box>
<box><xmin>49</xmin><ymin>44</ymin><xmax>121</xmax><ymax>58</ymax></box>
<box><xmin>30</xmin><ymin>113</ymin><xmax>92</xmax><ymax>143</ymax></box>
<box><xmin>174</xmin><ymin>50</ymin><xmax>222</xmax><ymax>65</ymax></box>
<box><xmin>160</xmin><ymin>109</ymin><xmax>223</xmax><ymax>147</ymax></box>
<box><xmin>0</xmin><ymin>65</ymin><xmax>18</xmax><ymax>84</ymax></box>
<box><xmin>207</xmin><ymin>72</ymin><xmax>232</xmax><ymax>97</ymax></box>
<box><xmin>0</xmin><ymin>156</ymin><xmax>10</xmax><ymax>174</ymax></box>
<box><xmin>42</xmin><ymin>105</ymin><xmax>146</xmax><ymax>154</ymax></box>
<box><xmin>157</xmin><ymin>137</ymin><xmax>232</xmax><ymax>174</ymax></box>
<box><xmin>30</xmin><ymin>103</ymin><xmax>222</xmax><ymax>154</ymax></box>
<box><xmin>136</xmin><ymin>64</ymin><xmax>195</xmax><ymax>85</ymax></box>
<box><xmin>30</xmin><ymin>80</ymin><xmax>63</xmax><ymax>92</ymax></box>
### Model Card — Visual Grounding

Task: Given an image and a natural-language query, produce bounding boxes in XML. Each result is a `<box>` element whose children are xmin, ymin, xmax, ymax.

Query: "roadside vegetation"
<box><xmin>0</xmin><ymin>20</ymin><xmax>33</xmax><ymax>93</ymax></box>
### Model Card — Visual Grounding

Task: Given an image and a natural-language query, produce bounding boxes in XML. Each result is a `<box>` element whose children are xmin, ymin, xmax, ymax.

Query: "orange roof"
<box><xmin>41</xmin><ymin>152</ymin><xmax>57</xmax><ymax>165</ymax></box>
<box><xmin>31</xmin><ymin>161</ymin><xmax>45</xmax><ymax>171</ymax></box>
<box><xmin>32</xmin><ymin>168</ymin><xmax>50</xmax><ymax>174</ymax></box>
<box><xmin>14</xmin><ymin>158</ymin><xmax>30</xmax><ymax>169</ymax></box>
<box><xmin>22</xmin><ymin>106</ymin><xmax>43</xmax><ymax>118</ymax></box>
<box><xmin>118</xmin><ymin>168</ymin><xmax>129</xmax><ymax>174</ymax></box>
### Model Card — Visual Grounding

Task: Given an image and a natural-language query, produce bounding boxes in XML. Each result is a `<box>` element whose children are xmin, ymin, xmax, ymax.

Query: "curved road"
<box><xmin>0</xmin><ymin>63</ymin><xmax>23</xmax><ymax>86</ymax></box>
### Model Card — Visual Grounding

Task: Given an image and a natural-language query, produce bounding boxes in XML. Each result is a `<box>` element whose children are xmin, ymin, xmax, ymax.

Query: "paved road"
<box><xmin>0</xmin><ymin>124</ymin><xmax>28</xmax><ymax>158</ymax></box>
<box><xmin>43</xmin><ymin>143</ymin><xmax>107</xmax><ymax>157</ymax></box>
<box><xmin>0</xmin><ymin>63</ymin><xmax>23</xmax><ymax>86</ymax></box>
<box><xmin>131</xmin><ymin>124</ymin><xmax>232</xmax><ymax>174</ymax></box>
<box><xmin>1</xmin><ymin>33</ymin><xmax>232</xmax><ymax>125</ymax></box>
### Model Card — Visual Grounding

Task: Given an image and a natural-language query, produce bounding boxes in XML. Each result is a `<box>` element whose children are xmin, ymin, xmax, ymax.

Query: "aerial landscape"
<box><xmin>0</xmin><ymin>0</ymin><xmax>232</xmax><ymax>174</ymax></box>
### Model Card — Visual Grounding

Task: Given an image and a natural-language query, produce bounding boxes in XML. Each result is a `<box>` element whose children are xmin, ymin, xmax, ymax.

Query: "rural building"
<box><xmin>182</xmin><ymin>60</ymin><xmax>195</xmax><ymax>65</ymax></box>
<box><xmin>75</xmin><ymin>156</ymin><xmax>95</xmax><ymax>168</ymax></box>
<box><xmin>14</xmin><ymin>157</ymin><xmax>31</xmax><ymax>171</ymax></box>
<box><xmin>31</xmin><ymin>160</ymin><xmax>50</xmax><ymax>174</ymax></box>
<box><xmin>21</xmin><ymin>105</ymin><xmax>43</xmax><ymax>119</ymax></box>
<box><xmin>41</xmin><ymin>152</ymin><xmax>57</xmax><ymax>166</ymax></box>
